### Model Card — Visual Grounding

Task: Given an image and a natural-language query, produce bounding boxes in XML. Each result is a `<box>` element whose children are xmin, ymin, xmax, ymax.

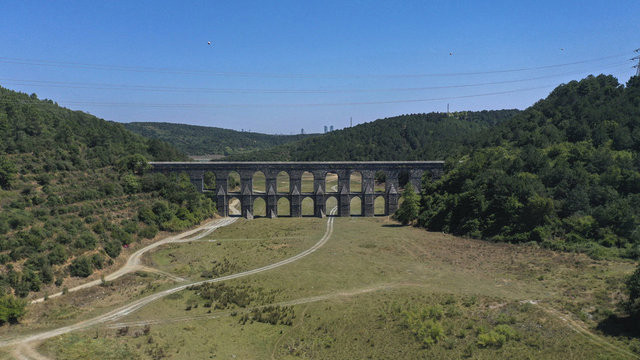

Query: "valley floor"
<box><xmin>1</xmin><ymin>215</ymin><xmax>638</xmax><ymax>359</ymax></box>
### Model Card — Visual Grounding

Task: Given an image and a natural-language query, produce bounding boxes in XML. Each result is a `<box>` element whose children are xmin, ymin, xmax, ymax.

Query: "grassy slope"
<box><xmin>35</xmin><ymin>217</ymin><xmax>638</xmax><ymax>359</ymax></box>
<box><xmin>124</xmin><ymin>122</ymin><xmax>318</xmax><ymax>156</ymax></box>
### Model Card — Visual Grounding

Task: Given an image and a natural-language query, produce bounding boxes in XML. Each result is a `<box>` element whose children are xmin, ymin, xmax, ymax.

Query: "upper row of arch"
<box><xmin>203</xmin><ymin>169</ymin><xmax>427</xmax><ymax>194</ymax></box>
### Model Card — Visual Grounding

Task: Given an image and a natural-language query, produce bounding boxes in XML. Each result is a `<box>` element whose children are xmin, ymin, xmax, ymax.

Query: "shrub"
<box><xmin>104</xmin><ymin>239</ymin><xmax>122</xmax><ymax>259</ymax></box>
<box><xmin>69</xmin><ymin>256</ymin><xmax>93</xmax><ymax>277</ymax></box>
<box><xmin>138</xmin><ymin>225</ymin><xmax>158</xmax><ymax>239</ymax></box>
<box><xmin>0</xmin><ymin>294</ymin><xmax>27</xmax><ymax>324</ymax></box>
<box><xmin>628</xmin><ymin>263</ymin><xmax>640</xmax><ymax>318</ymax></box>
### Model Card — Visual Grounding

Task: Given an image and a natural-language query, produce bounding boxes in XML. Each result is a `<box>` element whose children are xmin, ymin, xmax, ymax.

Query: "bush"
<box><xmin>628</xmin><ymin>263</ymin><xmax>640</xmax><ymax>318</ymax></box>
<box><xmin>104</xmin><ymin>239</ymin><xmax>122</xmax><ymax>259</ymax></box>
<box><xmin>138</xmin><ymin>225</ymin><xmax>158</xmax><ymax>239</ymax></box>
<box><xmin>69</xmin><ymin>256</ymin><xmax>94</xmax><ymax>277</ymax></box>
<box><xmin>0</xmin><ymin>294</ymin><xmax>27</xmax><ymax>324</ymax></box>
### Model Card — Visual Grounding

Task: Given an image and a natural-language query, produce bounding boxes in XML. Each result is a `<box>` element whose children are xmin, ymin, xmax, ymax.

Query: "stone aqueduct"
<box><xmin>150</xmin><ymin>162</ymin><xmax>444</xmax><ymax>219</ymax></box>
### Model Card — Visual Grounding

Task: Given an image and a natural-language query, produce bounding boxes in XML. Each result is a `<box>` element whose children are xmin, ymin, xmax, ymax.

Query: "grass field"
<box><xmin>35</xmin><ymin>217</ymin><xmax>640</xmax><ymax>359</ymax></box>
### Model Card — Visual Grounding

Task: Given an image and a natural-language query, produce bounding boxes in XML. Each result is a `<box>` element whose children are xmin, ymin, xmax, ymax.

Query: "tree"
<box><xmin>0</xmin><ymin>294</ymin><xmax>27</xmax><ymax>324</ymax></box>
<box><xmin>395</xmin><ymin>183</ymin><xmax>420</xmax><ymax>225</ymax></box>
<box><xmin>0</xmin><ymin>157</ymin><xmax>17</xmax><ymax>190</ymax></box>
<box><xmin>627</xmin><ymin>263</ymin><xmax>640</xmax><ymax>318</ymax></box>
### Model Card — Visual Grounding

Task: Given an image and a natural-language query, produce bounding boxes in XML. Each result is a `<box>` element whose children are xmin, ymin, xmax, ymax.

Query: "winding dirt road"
<box><xmin>1</xmin><ymin>207</ymin><xmax>336</xmax><ymax>349</ymax></box>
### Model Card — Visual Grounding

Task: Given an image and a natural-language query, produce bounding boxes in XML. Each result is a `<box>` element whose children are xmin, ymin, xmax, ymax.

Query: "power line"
<box><xmin>0</xmin><ymin>52</ymin><xmax>632</xmax><ymax>79</ymax></box>
<box><xmin>0</xmin><ymin>84</ymin><xmax>557</xmax><ymax>108</ymax></box>
<box><xmin>0</xmin><ymin>62</ymin><xmax>629</xmax><ymax>95</ymax></box>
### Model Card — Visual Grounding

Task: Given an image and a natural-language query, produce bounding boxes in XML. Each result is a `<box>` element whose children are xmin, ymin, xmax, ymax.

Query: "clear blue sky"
<box><xmin>1</xmin><ymin>1</ymin><xmax>638</xmax><ymax>134</ymax></box>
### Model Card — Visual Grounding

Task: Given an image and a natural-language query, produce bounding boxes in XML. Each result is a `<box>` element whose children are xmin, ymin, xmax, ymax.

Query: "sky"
<box><xmin>0</xmin><ymin>0</ymin><xmax>638</xmax><ymax>134</ymax></box>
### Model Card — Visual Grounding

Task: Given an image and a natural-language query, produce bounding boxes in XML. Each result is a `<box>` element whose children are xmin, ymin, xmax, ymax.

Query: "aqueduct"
<box><xmin>150</xmin><ymin>161</ymin><xmax>444</xmax><ymax>219</ymax></box>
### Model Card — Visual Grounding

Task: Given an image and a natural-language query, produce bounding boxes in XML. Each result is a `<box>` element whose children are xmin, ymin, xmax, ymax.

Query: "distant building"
<box><xmin>301</xmin><ymin>128</ymin><xmax>304</xmax><ymax>134</ymax></box>
<box><xmin>330</xmin><ymin>125</ymin><xmax>334</xmax><ymax>132</ymax></box>
<box><xmin>324</xmin><ymin>125</ymin><xmax>328</xmax><ymax>133</ymax></box>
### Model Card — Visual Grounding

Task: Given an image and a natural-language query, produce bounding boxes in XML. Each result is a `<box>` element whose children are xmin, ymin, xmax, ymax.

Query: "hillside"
<box><xmin>0</xmin><ymin>86</ymin><xmax>214</xmax><ymax>299</ymax></box>
<box><xmin>124</xmin><ymin>121</ymin><xmax>317</xmax><ymax>156</ymax></box>
<box><xmin>226</xmin><ymin>110</ymin><xmax>520</xmax><ymax>161</ymax></box>
<box><xmin>417</xmin><ymin>75</ymin><xmax>640</xmax><ymax>259</ymax></box>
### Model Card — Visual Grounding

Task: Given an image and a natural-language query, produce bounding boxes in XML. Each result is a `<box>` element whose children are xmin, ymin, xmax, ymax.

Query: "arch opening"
<box><xmin>374</xmin><ymin>170</ymin><xmax>386</xmax><ymax>193</ymax></box>
<box><xmin>374</xmin><ymin>196</ymin><xmax>385</xmax><ymax>216</ymax></box>
<box><xmin>252</xmin><ymin>171</ymin><xmax>266</xmax><ymax>193</ymax></box>
<box><xmin>277</xmin><ymin>197</ymin><xmax>290</xmax><ymax>216</ymax></box>
<box><xmin>325</xmin><ymin>172</ymin><xmax>338</xmax><ymax>193</ymax></box>
<box><xmin>228</xmin><ymin>196</ymin><xmax>241</xmax><ymax>216</ymax></box>
<box><xmin>203</xmin><ymin>171</ymin><xmax>216</xmax><ymax>191</ymax></box>
<box><xmin>253</xmin><ymin>198</ymin><xmax>266</xmax><ymax>217</ymax></box>
<box><xmin>326</xmin><ymin>196</ymin><xmax>338</xmax><ymax>216</ymax></box>
<box><xmin>399</xmin><ymin>170</ymin><xmax>410</xmax><ymax>190</ymax></box>
<box><xmin>228</xmin><ymin>171</ymin><xmax>241</xmax><ymax>193</ymax></box>
<box><xmin>301</xmin><ymin>197</ymin><xmax>314</xmax><ymax>216</ymax></box>
<box><xmin>350</xmin><ymin>171</ymin><xmax>362</xmax><ymax>193</ymax></box>
<box><xmin>277</xmin><ymin>171</ymin><xmax>290</xmax><ymax>193</ymax></box>
<box><xmin>301</xmin><ymin>171</ymin><xmax>314</xmax><ymax>193</ymax></box>
<box><xmin>350</xmin><ymin>196</ymin><xmax>362</xmax><ymax>216</ymax></box>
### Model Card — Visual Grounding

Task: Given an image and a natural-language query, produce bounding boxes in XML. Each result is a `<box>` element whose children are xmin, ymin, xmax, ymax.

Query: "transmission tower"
<box><xmin>633</xmin><ymin>48</ymin><xmax>640</xmax><ymax>77</ymax></box>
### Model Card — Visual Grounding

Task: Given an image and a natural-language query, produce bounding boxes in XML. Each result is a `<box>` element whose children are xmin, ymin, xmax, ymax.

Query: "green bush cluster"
<box><xmin>401</xmin><ymin>305</ymin><xmax>446</xmax><ymax>348</ymax></box>
<box><xmin>419</xmin><ymin>75</ymin><xmax>640</xmax><ymax>258</ymax></box>
<box><xmin>477</xmin><ymin>324</ymin><xmax>519</xmax><ymax>348</ymax></box>
<box><xmin>239</xmin><ymin>305</ymin><xmax>295</xmax><ymax>326</ymax></box>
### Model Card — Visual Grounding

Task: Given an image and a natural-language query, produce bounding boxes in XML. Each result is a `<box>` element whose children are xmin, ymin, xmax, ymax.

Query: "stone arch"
<box><xmin>253</xmin><ymin>197</ymin><xmax>266</xmax><ymax>217</ymax></box>
<box><xmin>228</xmin><ymin>171</ymin><xmax>241</xmax><ymax>193</ymax></box>
<box><xmin>398</xmin><ymin>169</ymin><xmax>410</xmax><ymax>189</ymax></box>
<box><xmin>277</xmin><ymin>197</ymin><xmax>290</xmax><ymax>216</ymax></box>
<box><xmin>301</xmin><ymin>171</ymin><xmax>314</xmax><ymax>193</ymax></box>
<box><xmin>228</xmin><ymin>196</ymin><xmax>241</xmax><ymax>216</ymax></box>
<box><xmin>203</xmin><ymin>171</ymin><xmax>216</xmax><ymax>191</ymax></box>
<box><xmin>277</xmin><ymin>171</ymin><xmax>290</xmax><ymax>193</ymax></box>
<box><xmin>326</xmin><ymin>196</ymin><xmax>338</xmax><ymax>216</ymax></box>
<box><xmin>301</xmin><ymin>197</ymin><xmax>314</xmax><ymax>216</ymax></box>
<box><xmin>374</xmin><ymin>196</ymin><xmax>385</xmax><ymax>216</ymax></box>
<box><xmin>350</xmin><ymin>171</ymin><xmax>362</xmax><ymax>192</ymax></box>
<box><xmin>374</xmin><ymin>170</ymin><xmax>386</xmax><ymax>193</ymax></box>
<box><xmin>325</xmin><ymin>172</ymin><xmax>338</xmax><ymax>193</ymax></box>
<box><xmin>350</xmin><ymin>196</ymin><xmax>362</xmax><ymax>216</ymax></box>
<box><xmin>252</xmin><ymin>171</ymin><xmax>266</xmax><ymax>193</ymax></box>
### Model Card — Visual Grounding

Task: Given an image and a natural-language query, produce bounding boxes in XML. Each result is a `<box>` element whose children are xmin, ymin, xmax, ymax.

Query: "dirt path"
<box><xmin>531</xmin><ymin>302</ymin><xmax>639</xmax><ymax>359</ymax></box>
<box><xmin>30</xmin><ymin>217</ymin><xmax>237</xmax><ymax>304</ymax></box>
<box><xmin>30</xmin><ymin>199</ymin><xmax>242</xmax><ymax>305</ymax></box>
<box><xmin>0</xmin><ymin>207</ymin><xmax>336</xmax><ymax>349</ymax></box>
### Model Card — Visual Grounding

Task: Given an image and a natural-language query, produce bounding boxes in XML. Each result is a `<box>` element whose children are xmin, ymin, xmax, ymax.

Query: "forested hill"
<box><xmin>0</xmin><ymin>86</ymin><xmax>213</xmax><ymax>301</ymax></box>
<box><xmin>0</xmin><ymin>86</ymin><xmax>186</xmax><ymax>164</ymax></box>
<box><xmin>124</xmin><ymin>121</ymin><xmax>317</xmax><ymax>156</ymax></box>
<box><xmin>418</xmin><ymin>75</ymin><xmax>640</xmax><ymax>259</ymax></box>
<box><xmin>226</xmin><ymin>110</ymin><xmax>520</xmax><ymax>161</ymax></box>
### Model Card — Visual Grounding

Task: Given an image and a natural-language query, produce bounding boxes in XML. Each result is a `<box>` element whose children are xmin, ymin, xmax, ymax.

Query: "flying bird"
<box><xmin>449</xmin><ymin>52</ymin><xmax>453</xmax><ymax>56</ymax></box>
<box><xmin>208</xmin><ymin>41</ymin><xmax>212</xmax><ymax>46</ymax></box>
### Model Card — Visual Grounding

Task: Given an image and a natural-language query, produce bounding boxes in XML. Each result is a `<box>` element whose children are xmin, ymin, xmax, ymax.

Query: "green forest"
<box><xmin>0</xmin><ymin>86</ymin><xmax>213</xmax><ymax>300</ymax></box>
<box><xmin>124</xmin><ymin>121</ymin><xmax>316</xmax><ymax>156</ymax></box>
<box><xmin>417</xmin><ymin>75</ymin><xmax>640</xmax><ymax>259</ymax></box>
<box><xmin>226</xmin><ymin>110</ymin><xmax>520</xmax><ymax>161</ymax></box>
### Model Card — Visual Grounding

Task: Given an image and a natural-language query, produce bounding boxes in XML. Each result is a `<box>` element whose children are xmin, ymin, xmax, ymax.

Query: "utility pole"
<box><xmin>350</xmin><ymin>117</ymin><xmax>352</xmax><ymax>127</ymax></box>
<box><xmin>447</xmin><ymin>103</ymin><xmax>450</xmax><ymax>114</ymax></box>
<box><xmin>633</xmin><ymin>48</ymin><xmax>640</xmax><ymax>77</ymax></box>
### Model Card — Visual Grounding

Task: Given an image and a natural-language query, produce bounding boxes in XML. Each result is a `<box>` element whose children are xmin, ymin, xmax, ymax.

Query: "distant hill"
<box><xmin>124</xmin><ymin>122</ymin><xmax>318</xmax><ymax>156</ymax></box>
<box><xmin>226</xmin><ymin>110</ymin><xmax>520</xmax><ymax>161</ymax></box>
